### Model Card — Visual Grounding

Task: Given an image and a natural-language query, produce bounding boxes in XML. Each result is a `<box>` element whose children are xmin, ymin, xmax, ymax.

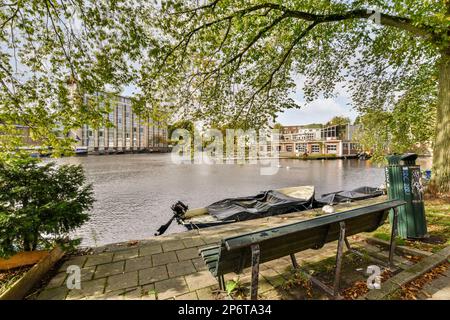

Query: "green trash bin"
<box><xmin>385</xmin><ymin>153</ymin><xmax>427</xmax><ymax>239</ymax></box>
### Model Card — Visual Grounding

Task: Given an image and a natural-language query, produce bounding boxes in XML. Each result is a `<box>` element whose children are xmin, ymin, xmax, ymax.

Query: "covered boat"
<box><xmin>154</xmin><ymin>186</ymin><xmax>315</xmax><ymax>235</ymax></box>
<box><xmin>154</xmin><ymin>185</ymin><xmax>385</xmax><ymax>235</ymax></box>
<box><xmin>315</xmin><ymin>186</ymin><xmax>384</xmax><ymax>205</ymax></box>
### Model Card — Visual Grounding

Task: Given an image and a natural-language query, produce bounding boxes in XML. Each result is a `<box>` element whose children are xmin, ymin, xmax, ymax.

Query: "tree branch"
<box><xmin>236</xmin><ymin>21</ymin><xmax>319</xmax><ymax>122</ymax></box>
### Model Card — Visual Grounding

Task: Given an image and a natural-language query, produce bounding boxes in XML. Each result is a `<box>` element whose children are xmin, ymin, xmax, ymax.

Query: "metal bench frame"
<box><xmin>201</xmin><ymin>201</ymin><xmax>403</xmax><ymax>300</ymax></box>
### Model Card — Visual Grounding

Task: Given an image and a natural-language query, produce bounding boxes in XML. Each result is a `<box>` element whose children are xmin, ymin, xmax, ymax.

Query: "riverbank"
<box><xmin>27</xmin><ymin>196</ymin><xmax>447</xmax><ymax>300</ymax></box>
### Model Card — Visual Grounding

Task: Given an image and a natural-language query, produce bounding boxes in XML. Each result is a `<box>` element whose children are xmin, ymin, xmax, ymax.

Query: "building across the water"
<box><xmin>72</xmin><ymin>94</ymin><xmax>169</xmax><ymax>154</ymax></box>
<box><xmin>274</xmin><ymin>123</ymin><xmax>360</xmax><ymax>158</ymax></box>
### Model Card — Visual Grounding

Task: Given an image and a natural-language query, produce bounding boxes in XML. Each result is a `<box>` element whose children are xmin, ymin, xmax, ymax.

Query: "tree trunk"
<box><xmin>432</xmin><ymin>53</ymin><xmax>450</xmax><ymax>194</ymax></box>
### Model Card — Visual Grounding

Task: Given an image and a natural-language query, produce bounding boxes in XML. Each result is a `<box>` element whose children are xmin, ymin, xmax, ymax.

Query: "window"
<box><xmin>276</xmin><ymin>146</ymin><xmax>282</xmax><ymax>151</ymax></box>
<box><xmin>286</xmin><ymin>145</ymin><xmax>293</xmax><ymax>152</ymax></box>
<box><xmin>311</xmin><ymin>145</ymin><xmax>320</xmax><ymax>153</ymax></box>
<box><xmin>296</xmin><ymin>144</ymin><xmax>306</xmax><ymax>152</ymax></box>
<box><xmin>326</xmin><ymin>144</ymin><xmax>337</xmax><ymax>153</ymax></box>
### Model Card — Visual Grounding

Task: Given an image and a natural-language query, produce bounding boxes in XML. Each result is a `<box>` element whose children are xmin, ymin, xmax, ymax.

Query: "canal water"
<box><xmin>56</xmin><ymin>154</ymin><xmax>431</xmax><ymax>246</ymax></box>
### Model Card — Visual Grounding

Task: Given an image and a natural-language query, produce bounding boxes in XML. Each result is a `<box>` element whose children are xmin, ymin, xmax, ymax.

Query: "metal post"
<box><xmin>290</xmin><ymin>253</ymin><xmax>299</xmax><ymax>269</ymax></box>
<box><xmin>250</xmin><ymin>244</ymin><xmax>260</xmax><ymax>300</ymax></box>
<box><xmin>333</xmin><ymin>222</ymin><xmax>346</xmax><ymax>298</ymax></box>
<box><xmin>389</xmin><ymin>207</ymin><xmax>399</xmax><ymax>267</ymax></box>
<box><xmin>344</xmin><ymin>237</ymin><xmax>352</xmax><ymax>250</ymax></box>
<box><xmin>218</xmin><ymin>275</ymin><xmax>225</xmax><ymax>291</ymax></box>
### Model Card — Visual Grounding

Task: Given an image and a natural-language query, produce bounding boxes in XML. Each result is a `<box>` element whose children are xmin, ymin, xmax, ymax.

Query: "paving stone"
<box><xmin>390</xmin><ymin>269</ymin><xmax>421</xmax><ymax>286</ymax></box>
<box><xmin>176</xmin><ymin>247</ymin><xmax>200</xmax><ymax>261</ymax></box>
<box><xmin>196</xmin><ymin>285</ymin><xmax>219</xmax><ymax>300</ymax></box>
<box><xmin>122</xmin><ymin>287</ymin><xmax>143</xmax><ymax>299</ymax></box>
<box><xmin>105</xmin><ymin>271</ymin><xmax>138</xmax><ymax>292</ymax></box>
<box><xmin>141</xmin><ymin>283</ymin><xmax>157</xmax><ymax>300</ymax></box>
<box><xmin>125</xmin><ymin>256</ymin><xmax>153</xmax><ymax>272</ymax></box>
<box><xmin>94</xmin><ymin>261</ymin><xmax>124</xmax><ymax>278</ymax></box>
<box><xmin>84</xmin><ymin>253</ymin><xmax>114</xmax><ymax>267</ymax></box>
<box><xmin>423</xmin><ymin>275</ymin><xmax>450</xmax><ymax>291</ymax></box>
<box><xmin>37</xmin><ymin>286</ymin><xmax>69</xmax><ymax>300</ymax></box>
<box><xmin>162</xmin><ymin>240</ymin><xmax>185</xmax><ymax>252</ymax></box>
<box><xmin>46</xmin><ymin>272</ymin><xmax>67</xmax><ymax>289</ymax></box>
<box><xmin>185</xmin><ymin>270</ymin><xmax>218</xmax><ymax>291</ymax></box>
<box><xmin>58</xmin><ymin>256</ymin><xmax>87</xmax><ymax>272</ymax></box>
<box><xmin>139</xmin><ymin>266</ymin><xmax>169</xmax><ymax>285</ymax></box>
<box><xmin>427</xmin><ymin>286</ymin><xmax>450</xmax><ymax>300</ymax></box>
<box><xmin>86</xmin><ymin>289</ymin><xmax>126</xmax><ymax>300</ymax></box>
<box><xmin>254</xmin><ymin>278</ymin><xmax>275</xmax><ymax>294</ymax></box>
<box><xmin>113</xmin><ymin>248</ymin><xmax>139</xmax><ymax>261</ymax></box>
<box><xmin>260</xmin><ymin>268</ymin><xmax>286</xmax><ymax>288</ymax></box>
<box><xmin>260</xmin><ymin>288</ymin><xmax>284</xmax><ymax>300</ymax></box>
<box><xmin>192</xmin><ymin>257</ymin><xmax>207</xmax><ymax>271</ymax></box>
<box><xmin>66</xmin><ymin>278</ymin><xmax>106</xmax><ymax>299</ymax></box>
<box><xmin>167</xmin><ymin>260</ymin><xmax>197</xmax><ymax>278</ymax></box>
<box><xmin>175</xmin><ymin>291</ymin><xmax>198</xmax><ymax>300</ymax></box>
<box><xmin>152</xmin><ymin>251</ymin><xmax>178</xmax><ymax>266</ymax></box>
<box><xmin>155</xmin><ymin>276</ymin><xmax>189</xmax><ymax>300</ymax></box>
<box><xmin>183</xmin><ymin>237</ymin><xmax>206</xmax><ymax>248</ymax></box>
<box><xmin>442</xmin><ymin>267</ymin><xmax>450</xmax><ymax>278</ymax></box>
<box><xmin>139</xmin><ymin>244</ymin><xmax>163</xmax><ymax>256</ymax></box>
<box><xmin>80</xmin><ymin>266</ymin><xmax>96</xmax><ymax>282</ymax></box>
<box><xmin>364</xmin><ymin>280</ymin><xmax>401</xmax><ymax>300</ymax></box>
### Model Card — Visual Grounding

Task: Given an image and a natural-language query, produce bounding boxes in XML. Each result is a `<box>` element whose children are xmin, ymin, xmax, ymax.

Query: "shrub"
<box><xmin>0</xmin><ymin>154</ymin><xmax>94</xmax><ymax>257</ymax></box>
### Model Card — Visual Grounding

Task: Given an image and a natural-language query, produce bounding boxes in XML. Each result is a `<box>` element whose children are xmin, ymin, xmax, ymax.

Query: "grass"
<box><xmin>368</xmin><ymin>199</ymin><xmax>450</xmax><ymax>253</ymax></box>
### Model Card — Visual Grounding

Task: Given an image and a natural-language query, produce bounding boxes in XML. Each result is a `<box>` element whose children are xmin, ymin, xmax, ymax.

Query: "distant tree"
<box><xmin>354</xmin><ymin>101</ymin><xmax>435</xmax><ymax>163</ymax></box>
<box><xmin>168</xmin><ymin>120</ymin><xmax>195</xmax><ymax>138</ymax></box>
<box><xmin>326</xmin><ymin>116</ymin><xmax>351</xmax><ymax>127</ymax></box>
<box><xmin>273</xmin><ymin>123</ymin><xmax>284</xmax><ymax>130</ymax></box>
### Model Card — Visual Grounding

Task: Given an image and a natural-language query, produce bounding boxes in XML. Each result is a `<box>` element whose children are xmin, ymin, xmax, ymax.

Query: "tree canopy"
<box><xmin>326</xmin><ymin>116</ymin><xmax>351</xmax><ymax>126</ymax></box>
<box><xmin>1</xmin><ymin>1</ymin><xmax>449</xmax><ymax>191</ymax></box>
<box><xmin>0</xmin><ymin>0</ymin><xmax>148</xmax><ymax>155</ymax></box>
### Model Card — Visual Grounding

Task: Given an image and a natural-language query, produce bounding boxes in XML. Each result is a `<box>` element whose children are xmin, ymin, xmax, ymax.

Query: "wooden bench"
<box><xmin>199</xmin><ymin>199</ymin><xmax>405</xmax><ymax>299</ymax></box>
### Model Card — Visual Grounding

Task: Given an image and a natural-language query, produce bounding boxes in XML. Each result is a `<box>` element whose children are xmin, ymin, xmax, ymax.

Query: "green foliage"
<box><xmin>225</xmin><ymin>279</ymin><xmax>238</xmax><ymax>295</ymax></box>
<box><xmin>0</xmin><ymin>1</ymin><xmax>149</xmax><ymax>154</ymax></box>
<box><xmin>142</xmin><ymin>0</ymin><xmax>447</xmax><ymax>128</ymax></box>
<box><xmin>0</xmin><ymin>154</ymin><xmax>94</xmax><ymax>257</ymax></box>
<box><xmin>325</xmin><ymin>116</ymin><xmax>351</xmax><ymax>127</ymax></box>
<box><xmin>273</xmin><ymin>123</ymin><xmax>284</xmax><ymax>130</ymax></box>
<box><xmin>354</xmin><ymin>98</ymin><xmax>436</xmax><ymax>162</ymax></box>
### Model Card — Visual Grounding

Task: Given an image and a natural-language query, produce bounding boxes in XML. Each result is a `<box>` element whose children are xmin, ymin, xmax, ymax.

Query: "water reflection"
<box><xmin>54</xmin><ymin>154</ymin><xmax>431</xmax><ymax>246</ymax></box>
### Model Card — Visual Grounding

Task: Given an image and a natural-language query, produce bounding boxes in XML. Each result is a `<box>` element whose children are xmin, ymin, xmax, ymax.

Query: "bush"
<box><xmin>0</xmin><ymin>154</ymin><xmax>95</xmax><ymax>257</ymax></box>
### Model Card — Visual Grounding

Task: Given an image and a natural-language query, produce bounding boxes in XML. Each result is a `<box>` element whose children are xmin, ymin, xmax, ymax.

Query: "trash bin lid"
<box><xmin>386</xmin><ymin>154</ymin><xmax>402</xmax><ymax>165</ymax></box>
<box><xmin>400</xmin><ymin>153</ymin><xmax>418</xmax><ymax>161</ymax></box>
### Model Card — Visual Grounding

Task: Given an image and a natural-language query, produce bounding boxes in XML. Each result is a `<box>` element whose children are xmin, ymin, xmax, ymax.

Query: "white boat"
<box><xmin>74</xmin><ymin>146</ymin><xmax>88</xmax><ymax>155</ymax></box>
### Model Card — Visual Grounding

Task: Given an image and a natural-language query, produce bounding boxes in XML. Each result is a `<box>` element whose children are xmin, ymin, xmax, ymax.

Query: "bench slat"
<box><xmin>199</xmin><ymin>199</ymin><xmax>405</xmax><ymax>278</ymax></box>
<box><xmin>224</xmin><ymin>200</ymin><xmax>404</xmax><ymax>251</ymax></box>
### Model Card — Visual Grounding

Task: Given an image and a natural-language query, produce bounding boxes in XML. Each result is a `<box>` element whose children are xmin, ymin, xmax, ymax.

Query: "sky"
<box><xmin>122</xmin><ymin>76</ymin><xmax>360</xmax><ymax>126</ymax></box>
<box><xmin>276</xmin><ymin>75</ymin><xmax>358</xmax><ymax>126</ymax></box>
<box><xmin>276</xmin><ymin>91</ymin><xmax>359</xmax><ymax>126</ymax></box>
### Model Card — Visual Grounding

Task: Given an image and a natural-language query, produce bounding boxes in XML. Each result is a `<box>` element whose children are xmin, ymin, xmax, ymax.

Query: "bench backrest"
<box><xmin>213</xmin><ymin>199</ymin><xmax>405</xmax><ymax>276</ymax></box>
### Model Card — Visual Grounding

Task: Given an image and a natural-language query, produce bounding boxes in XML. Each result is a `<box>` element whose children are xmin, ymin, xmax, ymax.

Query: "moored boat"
<box><xmin>154</xmin><ymin>185</ymin><xmax>385</xmax><ymax>236</ymax></box>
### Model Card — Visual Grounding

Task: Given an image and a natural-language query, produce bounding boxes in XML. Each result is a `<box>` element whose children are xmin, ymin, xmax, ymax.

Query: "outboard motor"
<box><xmin>154</xmin><ymin>201</ymin><xmax>189</xmax><ymax>236</ymax></box>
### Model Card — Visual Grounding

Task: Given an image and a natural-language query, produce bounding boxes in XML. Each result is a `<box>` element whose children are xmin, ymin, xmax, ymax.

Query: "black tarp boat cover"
<box><xmin>204</xmin><ymin>186</ymin><xmax>383</xmax><ymax>222</ymax></box>
<box><xmin>315</xmin><ymin>186</ymin><xmax>384</xmax><ymax>205</ymax></box>
<box><xmin>206</xmin><ymin>190</ymin><xmax>314</xmax><ymax>222</ymax></box>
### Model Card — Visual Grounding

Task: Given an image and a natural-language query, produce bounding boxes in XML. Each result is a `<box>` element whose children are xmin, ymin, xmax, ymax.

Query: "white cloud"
<box><xmin>277</xmin><ymin>97</ymin><xmax>358</xmax><ymax>125</ymax></box>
